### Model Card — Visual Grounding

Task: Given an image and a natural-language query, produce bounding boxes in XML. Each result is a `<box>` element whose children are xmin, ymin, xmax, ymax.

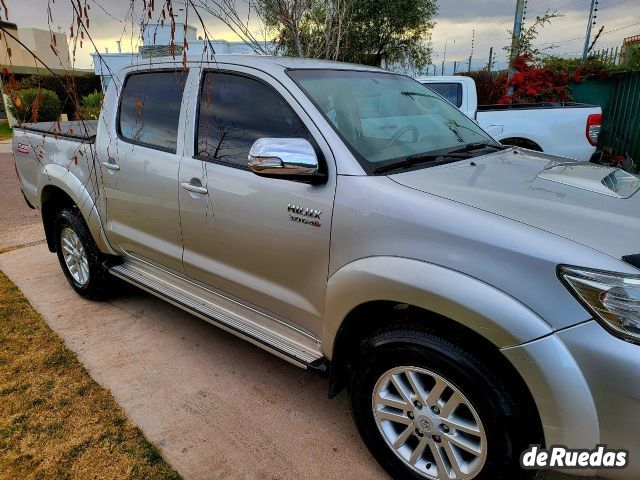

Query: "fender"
<box><xmin>502</xmin><ymin>333</ymin><xmax>600</xmax><ymax>470</ymax></box>
<box><xmin>38</xmin><ymin>163</ymin><xmax>116</xmax><ymax>255</ymax></box>
<box><xmin>322</xmin><ymin>256</ymin><xmax>554</xmax><ymax>359</ymax></box>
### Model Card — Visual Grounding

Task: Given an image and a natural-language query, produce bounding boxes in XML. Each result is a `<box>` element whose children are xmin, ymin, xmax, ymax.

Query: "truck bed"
<box><xmin>14</xmin><ymin>120</ymin><xmax>98</xmax><ymax>143</ymax></box>
<box><xmin>13</xmin><ymin>120</ymin><xmax>99</xmax><ymax>212</ymax></box>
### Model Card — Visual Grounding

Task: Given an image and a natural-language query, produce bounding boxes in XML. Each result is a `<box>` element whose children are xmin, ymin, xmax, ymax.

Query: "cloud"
<box><xmin>430</xmin><ymin>0</ymin><xmax>640</xmax><ymax>74</ymax></box>
<box><xmin>437</xmin><ymin>0</ymin><xmax>516</xmax><ymax>22</ymax></box>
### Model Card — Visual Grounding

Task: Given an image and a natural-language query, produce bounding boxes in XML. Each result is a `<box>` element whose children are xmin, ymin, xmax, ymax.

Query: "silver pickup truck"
<box><xmin>13</xmin><ymin>56</ymin><xmax>640</xmax><ymax>480</ymax></box>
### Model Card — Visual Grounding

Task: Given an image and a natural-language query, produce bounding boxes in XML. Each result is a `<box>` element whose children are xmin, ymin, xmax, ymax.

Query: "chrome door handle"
<box><xmin>101</xmin><ymin>160</ymin><xmax>120</xmax><ymax>171</ymax></box>
<box><xmin>180</xmin><ymin>181</ymin><xmax>208</xmax><ymax>195</ymax></box>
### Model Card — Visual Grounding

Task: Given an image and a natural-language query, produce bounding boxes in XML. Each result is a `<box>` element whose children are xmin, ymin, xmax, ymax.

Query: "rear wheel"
<box><xmin>54</xmin><ymin>208</ymin><xmax>110</xmax><ymax>300</ymax></box>
<box><xmin>349</xmin><ymin>328</ymin><xmax>538</xmax><ymax>480</ymax></box>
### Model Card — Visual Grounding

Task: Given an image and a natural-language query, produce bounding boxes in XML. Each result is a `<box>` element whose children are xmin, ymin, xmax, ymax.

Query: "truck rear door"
<box><xmin>99</xmin><ymin>69</ymin><xmax>188</xmax><ymax>272</ymax></box>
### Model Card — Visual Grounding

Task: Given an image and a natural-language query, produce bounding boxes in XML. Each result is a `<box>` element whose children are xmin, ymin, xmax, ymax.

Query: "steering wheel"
<box><xmin>381</xmin><ymin>125</ymin><xmax>419</xmax><ymax>152</ymax></box>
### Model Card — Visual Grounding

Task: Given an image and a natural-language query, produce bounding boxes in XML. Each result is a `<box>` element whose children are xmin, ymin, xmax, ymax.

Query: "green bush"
<box><xmin>541</xmin><ymin>51</ymin><xmax>640</xmax><ymax>81</ymax></box>
<box><xmin>16</xmin><ymin>74</ymin><xmax>102</xmax><ymax>118</ymax></box>
<box><xmin>621</xmin><ymin>45</ymin><xmax>640</xmax><ymax>71</ymax></box>
<box><xmin>9</xmin><ymin>88</ymin><xmax>61</xmax><ymax>123</ymax></box>
<box><xmin>76</xmin><ymin>90</ymin><xmax>104</xmax><ymax>120</ymax></box>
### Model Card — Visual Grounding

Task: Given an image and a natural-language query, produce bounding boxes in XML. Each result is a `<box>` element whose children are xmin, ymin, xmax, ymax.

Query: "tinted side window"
<box><xmin>427</xmin><ymin>83</ymin><xmax>462</xmax><ymax>108</ymax></box>
<box><xmin>196</xmin><ymin>72</ymin><xmax>309</xmax><ymax>168</ymax></box>
<box><xmin>119</xmin><ymin>70</ymin><xmax>187</xmax><ymax>152</ymax></box>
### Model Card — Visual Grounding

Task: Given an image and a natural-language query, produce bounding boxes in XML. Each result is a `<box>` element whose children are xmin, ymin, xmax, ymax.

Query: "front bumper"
<box><xmin>557</xmin><ymin>321</ymin><xmax>640</xmax><ymax>479</ymax></box>
<box><xmin>503</xmin><ymin>320</ymin><xmax>640</xmax><ymax>479</ymax></box>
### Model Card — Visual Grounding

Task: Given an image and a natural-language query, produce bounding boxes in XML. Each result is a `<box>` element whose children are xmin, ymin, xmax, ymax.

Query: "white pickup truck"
<box><xmin>418</xmin><ymin>76</ymin><xmax>602</xmax><ymax>161</ymax></box>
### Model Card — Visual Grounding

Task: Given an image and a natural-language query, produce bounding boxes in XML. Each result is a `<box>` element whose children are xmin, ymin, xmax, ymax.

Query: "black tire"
<box><xmin>54</xmin><ymin>208</ymin><xmax>110</xmax><ymax>300</ymax></box>
<box><xmin>349</xmin><ymin>328</ymin><xmax>538</xmax><ymax>480</ymax></box>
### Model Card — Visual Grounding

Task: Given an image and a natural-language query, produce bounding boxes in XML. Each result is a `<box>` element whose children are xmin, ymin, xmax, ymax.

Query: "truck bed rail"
<box><xmin>478</xmin><ymin>102</ymin><xmax>597</xmax><ymax>112</ymax></box>
<box><xmin>14</xmin><ymin>120</ymin><xmax>98</xmax><ymax>143</ymax></box>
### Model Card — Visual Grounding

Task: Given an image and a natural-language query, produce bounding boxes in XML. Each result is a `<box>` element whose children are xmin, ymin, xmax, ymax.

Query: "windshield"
<box><xmin>288</xmin><ymin>69</ymin><xmax>497</xmax><ymax>174</ymax></box>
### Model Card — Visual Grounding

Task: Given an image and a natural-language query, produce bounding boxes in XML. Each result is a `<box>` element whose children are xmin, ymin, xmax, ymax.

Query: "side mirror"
<box><xmin>248</xmin><ymin>138</ymin><xmax>322</xmax><ymax>181</ymax></box>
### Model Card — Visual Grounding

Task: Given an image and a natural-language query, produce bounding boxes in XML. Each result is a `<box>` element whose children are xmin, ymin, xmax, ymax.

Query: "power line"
<box><xmin>538</xmin><ymin>21</ymin><xmax>640</xmax><ymax>46</ymax></box>
<box><xmin>554</xmin><ymin>42</ymin><xmax>623</xmax><ymax>57</ymax></box>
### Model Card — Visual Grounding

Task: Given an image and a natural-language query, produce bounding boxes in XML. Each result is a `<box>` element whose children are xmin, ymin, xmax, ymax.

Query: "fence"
<box><xmin>599</xmin><ymin>72</ymin><xmax>640</xmax><ymax>162</ymax></box>
<box><xmin>571</xmin><ymin>72</ymin><xmax>640</xmax><ymax>164</ymax></box>
<box><xmin>592</xmin><ymin>47</ymin><xmax>622</xmax><ymax>66</ymax></box>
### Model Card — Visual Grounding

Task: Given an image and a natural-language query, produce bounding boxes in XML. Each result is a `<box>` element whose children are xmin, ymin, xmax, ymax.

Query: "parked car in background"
<box><xmin>13</xmin><ymin>56</ymin><xmax>640</xmax><ymax>480</ymax></box>
<box><xmin>418</xmin><ymin>75</ymin><xmax>602</xmax><ymax>161</ymax></box>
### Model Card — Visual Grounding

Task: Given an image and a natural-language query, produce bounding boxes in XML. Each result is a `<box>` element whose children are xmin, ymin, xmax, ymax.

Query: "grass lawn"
<box><xmin>0</xmin><ymin>122</ymin><xmax>11</xmax><ymax>141</ymax></box>
<box><xmin>0</xmin><ymin>270</ymin><xmax>181</xmax><ymax>480</ymax></box>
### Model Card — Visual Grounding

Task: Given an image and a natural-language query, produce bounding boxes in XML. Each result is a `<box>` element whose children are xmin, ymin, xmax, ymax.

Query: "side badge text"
<box><xmin>288</xmin><ymin>204</ymin><xmax>322</xmax><ymax>228</ymax></box>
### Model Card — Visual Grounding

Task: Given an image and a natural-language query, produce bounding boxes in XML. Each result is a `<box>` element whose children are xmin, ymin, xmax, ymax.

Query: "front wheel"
<box><xmin>349</xmin><ymin>328</ymin><xmax>538</xmax><ymax>480</ymax></box>
<box><xmin>54</xmin><ymin>208</ymin><xmax>110</xmax><ymax>300</ymax></box>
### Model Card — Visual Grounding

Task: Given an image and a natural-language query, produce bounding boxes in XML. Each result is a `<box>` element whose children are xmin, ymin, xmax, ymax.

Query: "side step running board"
<box><xmin>108</xmin><ymin>261</ymin><xmax>324</xmax><ymax>368</ymax></box>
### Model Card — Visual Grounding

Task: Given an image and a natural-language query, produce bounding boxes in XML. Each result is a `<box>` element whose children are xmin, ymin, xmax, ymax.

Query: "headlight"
<box><xmin>559</xmin><ymin>266</ymin><xmax>640</xmax><ymax>342</ymax></box>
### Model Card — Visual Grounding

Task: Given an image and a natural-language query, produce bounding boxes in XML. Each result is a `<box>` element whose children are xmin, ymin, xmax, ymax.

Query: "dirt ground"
<box><xmin>0</xmin><ymin>145</ymin><xmax>598</xmax><ymax>480</ymax></box>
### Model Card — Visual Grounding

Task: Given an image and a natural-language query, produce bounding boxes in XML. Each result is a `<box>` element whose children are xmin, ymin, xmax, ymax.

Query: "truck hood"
<box><xmin>389</xmin><ymin>148</ymin><xmax>640</xmax><ymax>259</ymax></box>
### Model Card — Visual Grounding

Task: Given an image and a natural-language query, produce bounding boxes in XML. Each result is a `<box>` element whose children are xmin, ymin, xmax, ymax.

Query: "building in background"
<box><xmin>0</xmin><ymin>22</ymin><xmax>72</xmax><ymax>73</ymax></box>
<box><xmin>0</xmin><ymin>22</ymin><xmax>93</xmax><ymax>122</ymax></box>
<box><xmin>92</xmin><ymin>21</ymin><xmax>263</xmax><ymax>90</ymax></box>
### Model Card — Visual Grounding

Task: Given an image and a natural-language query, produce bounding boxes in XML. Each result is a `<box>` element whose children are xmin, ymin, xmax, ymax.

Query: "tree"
<box><xmin>199</xmin><ymin>0</ymin><xmax>437</xmax><ymax>70</ymax></box>
<box><xmin>255</xmin><ymin>0</ymin><xmax>350</xmax><ymax>59</ymax></box>
<box><xmin>341</xmin><ymin>0</ymin><xmax>436</xmax><ymax>69</ymax></box>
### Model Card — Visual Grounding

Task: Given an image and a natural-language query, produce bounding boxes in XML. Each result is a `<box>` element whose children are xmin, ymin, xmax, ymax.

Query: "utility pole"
<box><xmin>487</xmin><ymin>47</ymin><xmax>494</xmax><ymax>72</ymax></box>
<box><xmin>468</xmin><ymin>29</ymin><xmax>475</xmax><ymax>73</ymax></box>
<box><xmin>507</xmin><ymin>0</ymin><xmax>525</xmax><ymax>95</ymax></box>
<box><xmin>582</xmin><ymin>0</ymin><xmax>599</xmax><ymax>62</ymax></box>
<box><xmin>509</xmin><ymin>0</ymin><xmax>525</xmax><ymax>64</ymax></box>
<box><xmin>453</xmin><ymin>60</ymin><xmax>457</xmax><ymax>75</ymax></box>
<box><xmin>441</xmin><ymin>40</ymin><xmax>448</xmax><ymax>75</ymax></box>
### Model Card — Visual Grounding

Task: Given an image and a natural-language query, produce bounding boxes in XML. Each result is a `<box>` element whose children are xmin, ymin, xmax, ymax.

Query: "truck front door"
<box><xmin>179</xmin><ymin>67</ymin><xmax>336</xmax><ymax>337</ymax></box>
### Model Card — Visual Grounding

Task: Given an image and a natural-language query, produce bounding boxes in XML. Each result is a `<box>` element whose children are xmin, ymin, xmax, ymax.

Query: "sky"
<box><xmin>4</xmin><ymin>0</ymin><xmax>640</xmax><ymax>73</ymax></box>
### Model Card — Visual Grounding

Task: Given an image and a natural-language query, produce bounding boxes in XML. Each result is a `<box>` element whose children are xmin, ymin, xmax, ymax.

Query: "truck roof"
<box><xmin>116</xmin><ymin>54</ymin><xmax>387</xmax><ymax>74</ymax></box>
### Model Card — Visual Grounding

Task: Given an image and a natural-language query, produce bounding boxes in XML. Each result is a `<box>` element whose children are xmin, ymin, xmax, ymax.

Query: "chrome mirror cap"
<box><xmin>248</xmin><ymin>138</ymin><xmax>319</xmax><ymax>176</ymax></box>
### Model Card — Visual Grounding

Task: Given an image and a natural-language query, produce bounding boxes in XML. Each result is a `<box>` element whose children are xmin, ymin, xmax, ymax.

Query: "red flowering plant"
<box><xmin>498</xmin><ymin>53</ymin><xmax>572</xmax><ymax>104</ymax></box>
<box><xmin>496</xmin><ymin>10</ymin><xmax>576</xmax><ymax>104</ymax></box>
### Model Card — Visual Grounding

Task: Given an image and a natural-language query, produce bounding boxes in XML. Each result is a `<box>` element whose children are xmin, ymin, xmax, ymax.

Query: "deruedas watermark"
<box><xmin>521</xmin><ymin>445</ymin><xmax>629</xmax><ymax>470</ymax></box>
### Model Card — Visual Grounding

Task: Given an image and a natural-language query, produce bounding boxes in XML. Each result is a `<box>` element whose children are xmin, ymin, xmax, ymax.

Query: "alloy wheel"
<box><xmin>60</xmin><ymin>227</ymin><xmax>90</xmax><ymax>287</ymax></box>
<box><xmin>372</xmin><ymin>366</ymin><xmax>487</xmax><ymax>479</ymax></box>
